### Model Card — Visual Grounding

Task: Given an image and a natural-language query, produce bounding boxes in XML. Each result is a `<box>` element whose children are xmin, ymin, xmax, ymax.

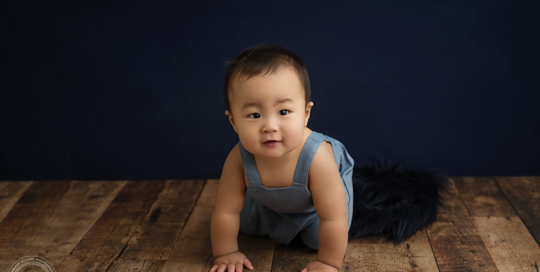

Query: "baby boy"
<box><xmin>210</xmin><ymin>45</ymin><xmax>354</xmax><ymax>272</ymax></box>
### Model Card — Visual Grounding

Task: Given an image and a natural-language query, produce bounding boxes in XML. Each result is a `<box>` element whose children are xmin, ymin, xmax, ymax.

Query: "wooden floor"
<box><xmin>0</xmin><ymin>177</ymin><xmax>539</xmax><ymax>272</ymax></box>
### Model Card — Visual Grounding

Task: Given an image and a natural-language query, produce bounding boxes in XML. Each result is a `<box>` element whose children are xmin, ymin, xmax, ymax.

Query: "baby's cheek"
<box><xmin>239</xmin><ymin>134</ymin><xmax>259</xmax><ymax>152</ymax></box>
<box><xmin>286</xmin><ymin>130</ymin><xmax>304</xmax><ymax>147</ymax></box>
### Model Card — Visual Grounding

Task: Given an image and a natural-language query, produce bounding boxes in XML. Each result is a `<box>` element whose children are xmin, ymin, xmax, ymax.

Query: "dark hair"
<box><xmin>223</xmin><ymin>45</ymin><xmax>311</xmax><ymax>112</ymax></box>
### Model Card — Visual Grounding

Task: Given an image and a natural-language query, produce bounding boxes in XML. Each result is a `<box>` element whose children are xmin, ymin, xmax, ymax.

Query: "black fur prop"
<box><xmin>348</xmin><ymin>160</ymin><xmax>449</xmax><ymax>244</ymax></box>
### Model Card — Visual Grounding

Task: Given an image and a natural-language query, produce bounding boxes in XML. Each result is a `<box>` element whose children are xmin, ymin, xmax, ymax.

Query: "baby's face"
<box><xmin>226</xmin><ymin>67</ymin><xmax>313</xmax><ymax>159</ymax></box>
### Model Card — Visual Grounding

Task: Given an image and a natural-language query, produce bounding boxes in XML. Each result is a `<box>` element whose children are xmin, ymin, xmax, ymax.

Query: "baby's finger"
<box><xmin>209</xmin><ymin>264</ymin><xmax>219</xmax><ymax>272</ymax></box>
<box><xmin>235</xmin><ymin>262</ymin><xmax>243</xmax><ymax>272</ymax></box>
<box><xmin>217</xmin><ymin>263</ymin><xmax>227</xmax><ymax>272</ymax></box>
<box><xmin>243</xmin><ymin>258</ymin><xmax>254</xmax><ymax>270</ymax></box>
<box><xmin>228</xmin><ymin>263</ymin><xmax>236</xmax><ymax>272</ymax></box>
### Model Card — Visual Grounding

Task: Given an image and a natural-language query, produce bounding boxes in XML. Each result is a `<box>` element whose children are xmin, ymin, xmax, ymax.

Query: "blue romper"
<box><xmin>238</xmin><ymin>131</ymin><xmax>354</xmax><ymax>250</ymax></box>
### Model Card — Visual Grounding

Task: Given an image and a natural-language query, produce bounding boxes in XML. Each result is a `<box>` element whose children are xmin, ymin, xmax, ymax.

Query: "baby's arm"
<box><xmin>306</xmin><ymin>144</ymin><xmax>349</xmax><ymax>271</ymax></box>
<box><xmin>210</xmin><ymin>144</ymin><xmax>253</xmax><ymax>271</ymax></box>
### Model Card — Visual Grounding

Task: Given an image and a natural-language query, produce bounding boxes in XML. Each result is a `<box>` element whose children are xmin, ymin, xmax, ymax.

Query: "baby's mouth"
<box><xmin>263</xmin><ymin>140</ymin><xmax>281</xmax><ymax>146</ymax></box>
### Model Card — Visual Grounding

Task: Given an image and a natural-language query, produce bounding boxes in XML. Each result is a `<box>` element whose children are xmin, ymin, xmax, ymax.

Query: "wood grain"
<box><xmin>160</xmin><ymin>179</ymin><xmax>217</xmax><ymax>272</ymax></box>
<box><xmin>343</xmin><ymin>229</ymin><xmax>438</xmax><ymax>271</ymax></box>
<box><xmin>496</xmin><ymin>176</ymin><xmax>540</xmax><ymax>246</ymax></box>
<box><xmin>116</xmin><ymin>180</ymin><xmax>205</xmax><ymax>261</ymax></box>
<box><xmin>0</xmin><ymin>181</ymin><xmax>72</xmax><ymax>270</ymax></box>
<box><xmin>0</xmin><ymin>181</ymin><xmax>32</xmax><ymax>224</ymax></box>
<box><xmin>453</xmin><ymin>176</ymin><xmax>516</xmax><ymax>217</ymax></box>
<box><xmin>473</xmin><ymin>216</ymin><xmax>540</xmax><ymax>272</ymax></box>
<box><xmin>0</xmin><ymin>181</ymin><xmax>70</xmax><ymax>253</ymax></box>
<box><xmin>0</xmin><ymin>181</ymin><xmax>126</xmax><ymax>270</ymax></box>
<box><xmin>26</xmin><ymin>181</ymin><xmax>127</xmax><ymax>256</ymax></box>
<box><xmin>237</xmin><ymin>233</ymin><xmax>274</xmax><ymax>272</ymax></box>
<box><xmin>56</xmin><ymin>180</ymin><xmax>167</xmax><ymax>272</ymax></box>
<box><xmin>271</xmin><ymin>237</ymin><xmax>317</xmax><ymax>272</ymax></box>
<box><xmin>455</xmin><ymin>176</ymin><xmax>540</xmax><ymax>271</ymax></box>
<box><xmin>426</xmin><ymin>178</ymin><xmax>498</xmax><ymax>271</ymax></box>
<box><xmin>107</xmin><ymin>260</ymin><xmax>165</xmax><ymax>272</ymax></box>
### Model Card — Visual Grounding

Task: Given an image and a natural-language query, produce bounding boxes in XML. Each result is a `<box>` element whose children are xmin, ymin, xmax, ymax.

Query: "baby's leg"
<box><xmin>299</xmin><ymin>217</ymin><xmax>320</xmax><ymax>250</ymax></box>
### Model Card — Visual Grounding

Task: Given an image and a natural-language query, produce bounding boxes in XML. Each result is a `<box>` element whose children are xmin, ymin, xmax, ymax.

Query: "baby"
<box><xmin>209</xmin><ymin>45</ymin><xmax>446</xmax><ymax>272</ymax></box>
<box><xmin>210</xmin><ymin>45</ymin><xmax>354</xmax><ymax>272</ymax></box>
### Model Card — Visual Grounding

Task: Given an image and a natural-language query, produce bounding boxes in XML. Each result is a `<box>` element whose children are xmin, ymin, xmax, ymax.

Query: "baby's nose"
<box><xmin>262</xmin><ymin>117</ymin><xmax>279</xmax><ymax>132</ymax></box>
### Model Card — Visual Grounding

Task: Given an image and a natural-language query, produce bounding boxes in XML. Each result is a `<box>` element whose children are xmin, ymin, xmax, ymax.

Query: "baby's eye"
<box><xmin>248</xmin><ymin>113</ymin><xmax>261</xmax><ymax>119</ymax></box>
<box><xmin>278</xmin><ymin>110</ymin><xmax>290</xmax><ymax>116</ymax></box>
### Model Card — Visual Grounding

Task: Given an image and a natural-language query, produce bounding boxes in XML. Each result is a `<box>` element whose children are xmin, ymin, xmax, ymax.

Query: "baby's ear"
<box><xmin>304</xmin><ymin>102</ymin><xmax>314</xmax><ymax>126</ymax></box>
<box><xmin>225</xmin><ymin>110</ymin><xmax>238</xmax><ymax>133</ymax></box>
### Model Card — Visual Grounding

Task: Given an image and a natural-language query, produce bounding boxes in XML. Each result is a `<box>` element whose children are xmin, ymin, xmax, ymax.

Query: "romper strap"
<box><xmin>292</xmin><ymin>131</ymin><xmax>325</xmax><ymax>187</ymax></box>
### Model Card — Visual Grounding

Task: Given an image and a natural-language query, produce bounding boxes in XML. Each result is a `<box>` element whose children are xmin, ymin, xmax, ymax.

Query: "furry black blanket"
<box><xmin>349</xmin><ymin>160</ymin><xmax>449</xmax><ymax>244</ymax></box>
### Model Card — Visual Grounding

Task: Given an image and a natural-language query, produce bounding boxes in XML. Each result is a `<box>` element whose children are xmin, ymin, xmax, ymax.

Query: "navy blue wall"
<box><xmin>1</xmin><ymin>1</ymin><xmax>539</xmax><ymax>180</ymax></box>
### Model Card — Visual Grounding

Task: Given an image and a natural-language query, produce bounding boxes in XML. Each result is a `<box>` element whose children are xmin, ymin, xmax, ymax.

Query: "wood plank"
<box><xmin>473</xmin><ymin>216</ymin><xmax>540</xmax><ymax>272</ymax></box>
<box><xmin>24</xmin><ymin>180</ymin><xmax>127</xmax><ymax>256</ymax></box>
<box><xmin>0</xmin><ymin>181</ymin><xmax>32</xmax><ymax>224</ymax></box>
<box><xmin>426</xmin><ymin>178</ymin><xmax>498</xmax><ymax>271</ymax></box>
<box><xmin>161</xmin><ymin>179</ymin><xmax>274</xmax><ymax>272</ymax></box>
<box><xmin>497</xmin><ymin>176</ymin><xmax>540</xmax><ymax>199</ymax></box>
<box><xmin>0</xmin><ymin>181</ymin><xmax>70</xmax><ymax>252</ymax></box>
<box><xmin>496</xmin><ymin>176</ymin><xmax>540</xmax><ymax>246</ymax></box>
<box><xmin>454</xmin><ymin>176</ymin><xmax>540</xmax><ymax>271</ymax></box>
<box><xmin>0</xmin><ymin>181</ymin><xmax>72</xmax><ymax>270</ymax></box>
<box><xmin>271</xmin><ymin>236</ymin><xmax>317</xmax><ymax>272</ymax></box>
<box><xmin>237</xmin><ymin>233</ymin><xmax>274</xmax><ymax>272</ymax></box>
<box><xmin>342</xmin><ymin>229</ymin><xmax>438</xmax><ymax>271</ymax></box>
<box><xmin>160</xmin><ymin>179</ymin><xmax>216</xmax><ymax>272</ymax></box>
<box><xmin>55</xmin><ymin>180</ymin><xmax>167</xmax><ymax>272</ymax></box>
<box><xmin>453</xmin><ymin>176</ymin><xmax>516</xmax><ymax>217</ymax></box>
<box><xmin>107</xmin><ymin>260</ymin><xmax>165</xmax><ymax>272</ymax></box>
<box><xmin>0</xmin><ymin>181</ymin><xmax>126</xmax><ymax>270</ymax></box>
<box><xmin>116</xmin><ymin>180</ymin><xmax>205</xmax><ymax>261</ymax></box>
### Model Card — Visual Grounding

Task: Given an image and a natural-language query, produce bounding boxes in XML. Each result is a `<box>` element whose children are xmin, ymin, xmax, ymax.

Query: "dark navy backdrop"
<box><xmin>1</xmin><ymin>1</ymin><xmax>539</xmax><ymax>180</ymax></box>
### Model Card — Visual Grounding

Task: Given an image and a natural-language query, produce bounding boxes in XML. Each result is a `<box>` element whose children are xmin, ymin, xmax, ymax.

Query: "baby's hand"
<box><xmin>209</xmin><ymin>251</ymin><xmax>253</xmax><ymax>272</ymax></box>
<box><xmin>301</xmin><ymin>260</ymin><xmax>338</xmax><ymax>272</ymax></box>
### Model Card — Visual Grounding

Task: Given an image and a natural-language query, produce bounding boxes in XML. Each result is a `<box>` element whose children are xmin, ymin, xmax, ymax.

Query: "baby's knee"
<box><xmin>299</xmin><ymin>222</ymin><xmax>319</xmax><ymax>250</ymax></box>
<box><xmin>303</xmin><ymin>241</ymin><xmax>318</xmax><ymax>250</ymax></box>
